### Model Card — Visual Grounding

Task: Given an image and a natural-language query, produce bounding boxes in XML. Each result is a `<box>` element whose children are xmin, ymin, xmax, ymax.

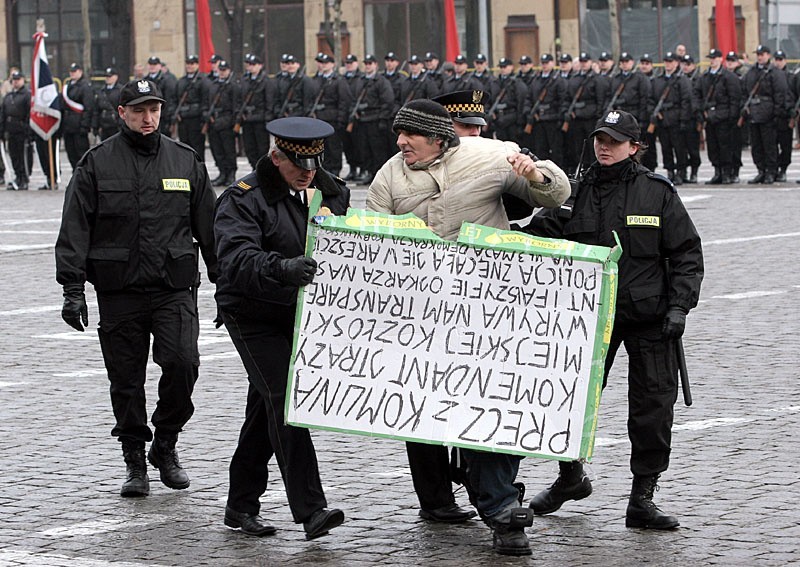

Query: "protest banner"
<box><xmin>287</xmin><ymin>199</ymin><xmax>620</xmax><ymax>462</ymax></box>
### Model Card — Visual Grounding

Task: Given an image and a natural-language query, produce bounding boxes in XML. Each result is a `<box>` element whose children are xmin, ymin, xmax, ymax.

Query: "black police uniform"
<box><xmin>342</xmin><ymin>65</ymin><xmax>364</xmax><ymax>179</ymax></box>
<box><xmin>523</xmin><ymin>68</ymin><xmax>567</xmax><ymax>165</ymax></box>
<box><xmin>238</xmin><ymin>68</ymin><xmax>273</xmax><ymax>169</ymax></box>
<box><xmin>274</xmin><ymin>68</ymin><xmax>316</xmax><ymax>118</ymax></box>
<box><xmin>175</xmin><ymin>70</ymin><xmax>210</xmax><ymax>160</ymax></box>
<box><xmin>55</xmin><ymin>115</ymin><xmax>218</xmax><ymax>446</ymax></box>
<box><xmin>93</xmin><ymin>77</ymin><xmax>122</xmax><ymax>141</ymax></box>
<box><xmin>214</xmin><ymin>121</ymin><xmax>349</xmax><ymax>527</ymax></box>
<box><xmin>742</xmin><ymin>61</ymin><xmax>789</xmax><ymax>183</ymax></box>
<box><xmin>441</xmin><ymin>69</ymin><xmax>482</xmax><ymax>95</ymax></box>
<box><xmin>773</xmin><ymin>60</ymin><xmax>795</xmax><ymax>180</ymax></box>
<box><xmin>311</xmin><ymin>69</ymin><xmax>353</xmax><ymax>177</ymax></box>
<box><xmin>0</xmin><ymin>81</ymin><xmax>31</xmax><ymax>189</ymax></box>
<box><xmin>650</xmin><ymin>68</ymin><xmax>692</xmax><ymax>182</ymax></box>
<box><xmin>351</xmin><ymin>70</ymin><xmax>394</xmax><ymax>181</ymax></box>
<box><xmin>61</xmin><ymin>71</ymin><xmax>95</xmax><ymax>169</ymax></box>
<box><xmin>148</xmin><ymin>68</ymin><xmax>178</xmax><ymax>135</ymax></box>
<box><xmin>205</xmin><ymin>73</ymin><xmax>241</xmax><ymax>185</ymax></box>
<box><xmin>527</xmin><ymin>157</ymin><xmax>703</xmax><ymax>480</ymax></box>
<box><xmin>399</xmin><ymin>66</ymin><xmax>439</xmax><ymax>104</ymax></box>
<box><xmin>488</xmin><ymin>71</ymin><xmax>528</xmax><ymax>143</ymax></box>
<box><xmin>562</xmin><ymin>67</ymin><xmax>607</xmax><ymax>173</ymax></box>
<box><xmin>382</xmin><ymin>63</ymin><xmax>407</xmax><ymax>159</ymax></box>
<box><xmin>694</xmin><ymin>66</ymin><xmax>742</xmax><ymax>183</ymax></box>
<box><xmin>679</xmin><ymin>63</ymin><xmax>703</xmax><ymax>179</ymax></box>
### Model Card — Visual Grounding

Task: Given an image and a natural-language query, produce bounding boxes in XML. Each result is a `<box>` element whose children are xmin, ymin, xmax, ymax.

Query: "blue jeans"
<box><xmin>461</xmin><ymin>449</ymin><xmax>523</xmax><ymax>518</ymax></box>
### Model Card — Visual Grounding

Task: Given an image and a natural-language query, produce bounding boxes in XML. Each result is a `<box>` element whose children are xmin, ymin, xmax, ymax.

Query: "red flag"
<box><xmin>716</xmin><ymin>0</ymin><xmax>737</xmax><ymax>55</ymax></box>
<box><xmin>197</xmin><ymin>0</ymin><xmax>215</xmax><ymax>74</ymax></box>
<box><xmin>444</xmin><ymin>0</ymin><xmax>460</xmax><ymax>62</ymax></box>
<box><xmin>29</xmin><ymin>32</ymin><xmax>61</xmax><ymax>140</ymax></box>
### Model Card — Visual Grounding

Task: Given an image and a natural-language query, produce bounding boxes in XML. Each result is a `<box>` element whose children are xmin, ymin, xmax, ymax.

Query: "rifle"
<box><xmin>646</xmin><ymin>82</ymin><xmax>672</xmax><ymax>134</ymax></box>
<box><xmin>486</xmin><ymin>84</ymin><xmax>508</xmax><ymax>123</ymax></box>
<box><xmin>737</xmin><ymin>69</ymin><xmax>768</xmax><ymax>128</ymax></box>
<box><xmin>308</xmin><ymin>75</ymin><xmax>329</xmax><ymax>119</ymax></box>
<box><xmin>696</xmin><ymin>72</ymin><xmax>720</xmax><ymax>132</ymax></box>
<box><xmin>346</xmin><ymin>81</ymin><xmax>369</xmax><ymax>133</ymax></box>
<box><xmin>523</xmin><ymin>74</ymin><xmax>557</xmax><ymax>134</ymax></box>
<box><xmin>277</xmin><ymin>65</ymin><xmax>307</xmax><ymax>118</ymax></box>
<box><xmin>201</xmin><ymin>82</ymin><xmax>225</xmax><ymax>135</ymax></box>
<box><xmin>403</xmin><ymin>72</ymin><xmax>427</xmax><ymax>104</ymax></box>
<box><xmin>562</xmin><ymin>73</ymin><xmax>592</xmax><ymax>132</ymax></box>
<box><xmin>233</xmin><ymin>85</ymin><xmax>256</xmax><ymax>134</ymax></box>
<box><xmin>171</xmin><ymin>73</ymin><xmax>200</xmax><ymax>137</ymax></box>
<box><xmin>604</xmin><ymin>78</ymin><xmax>627</xmax><ymax>115</ymax></box>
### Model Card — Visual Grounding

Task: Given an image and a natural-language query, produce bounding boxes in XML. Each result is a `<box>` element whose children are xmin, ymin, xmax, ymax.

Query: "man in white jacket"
<box><xmin>366</xmin><ymin>99</ymin><xmax>570</xmax><ymax>556</ymax></box>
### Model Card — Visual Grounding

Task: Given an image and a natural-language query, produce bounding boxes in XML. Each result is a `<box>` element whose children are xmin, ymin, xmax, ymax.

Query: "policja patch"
<box><xmin>162</xmin><ymin>178</ymin><xmax>190</xmax><ymax>191</ymax></box>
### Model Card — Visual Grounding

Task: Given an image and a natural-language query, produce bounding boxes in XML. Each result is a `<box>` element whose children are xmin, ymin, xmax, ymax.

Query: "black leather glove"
<box><xmin>213</xmin><ymin>310</ymin><xmax>224</xmax><ymax>329</ymax></box>
<box><xmin>278</xmin><ymin>257</ymin><xmax>318</xmax><ymax>286</ymax></box>
<box><xmin>662</xmin><ymin>306</ymin><xmax>687</xmax><ymax>338</ymax></box>
<box><xmin>62</xmin><ymin>284</ymin><xmax>88</xmax><ymax>332</ymax></box>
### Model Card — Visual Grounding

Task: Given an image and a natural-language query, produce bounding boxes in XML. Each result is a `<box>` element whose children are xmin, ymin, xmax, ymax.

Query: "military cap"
<box><xmin>408</xmin><ymin>55</ymin><xmax>423</xmax><ymax>64</ymax></box>
<box><xmin>385</xmin><ymin>51</ymin><xmax>399</xmax><ymax>61</ymax></box>
<box><xmin>707</xmin><ymin>48</ymin><xmax>723</xmax><ymax>59</ymax></box>
<box><xmin>598</xmin><ymin>51</ymin><xmax>612</xmax><ymax>61</ymax></box>
<box><xmin>267</xmin><ymin>117</ymin><xmax>334</xmax><ymax>171</ymax></box>
<box><xmin>454</xmin><ymin>54</ymin><xmax>468</xmax><ymax>64</ymax></box>
<box><xmin>498</xmin><ymin>57</ymin><xmax>513</xmax><ymax>67</ymax></box>
<box><xmin>315</xmin><ymin>52</ymin><xmax>333</xmax><ymax>64</ymax></box>
<box><xmin>591</xmin><ymin>109</ymin><xmax>640</xmax><ymax>142</ymax></box>
<box><xmin>682</xmin><ymin>54</ymin><xmax>695</xmax><ymax>64</ymax></box>
<box><xmin>119</xmin><ymin>79</ymin><xmax>166</xmax><ymax>106</ymax></box>
<box><xmin>579</xmin><ymin>52</ymin><xmax>592</xmax><ymax>62</ymax></box>
<box><xmin>210</xmin><ymin>54</ymin><xmax>223</xmax><ymax>63</ymax></box>
<box><xmin>104</xmin><ymin>67</ymin><xmax>118</xmax><ymax>77</ymax></box>
<box><xmin>10</xmin><ymin>71</ymin><xmax>24</xmax><ymax>80</ymax></box>
<box><xmin>725</xmin><ymin>51</ymin><xmax>739</xmax><ymax>61</ymax></box>
<box><xmin>559</xmin><ymin>53</ymin><xmax>573</xmax><ymax>63</ymax></box>
<box><xmin>185</xmin><ymin>54</ymin><xmax>199</xmax><ymax>64</ymax></box>
<box><xmin>364</xmin><ymin>54</ymin><xmax>377</xmax><ymax>63</ymax></box>
<box><xmin>663</xmin><ymin>52</ymin><xmax>678</xmax><ymax>62</ymax></box>
<box><xmin>619</xmin><ymin>52</ymin><xmax>633</xmax><ymax>61</ymax></box>
<box><xmin>218</xmin><ymin>60</ymin><xmax>230</xmax><ymax>70</ymax></box>
<box><xmin>345</xmin><ymin>54</ymin><xmax>358</xmax><ymax>63</ymax></box>
<box><xmin>283</xmin><ymin>54</ymin><xmax>297</xmax><ymax>63</ymax></box>
<box><xmin>775</xmin><ymin>50</ymin><xmax>787</xmax><ymax>60</ymax></box>
<box><xmin>540</xmin><ymin>53</ymin><xmax>554</xmax><ymax>63</ymax></box>
<box><xmin>639</xmin><ymin>53</ymin><xmax>653</xmax><ymax>63</ymax></box>
<box><xmin>474</xmin><ymin>53</ymin><xmax>487</xmax><ymax>63</ymax></box>
<box><xmin>424</xmin><ymin>52</ymin><xmax>439</xmax><ymax>61</ymax></box>
<box><xmin>519</xmin><ymin>55</ymin><xmax>533</xmax><ymax>65</ymax></box>
<box><xmin>69</xmin><ymin>62</ymin><xmax>82</xmax><ymax>71</ymax></box>
<box><xmin>247</xmin><ymin>54</ymin><xmax>263</xmax><ymax>64</ymax></box>
<box><xmin>755</xmin><ymin>45</ymin><xmax>771</xmax><ymax>54</ymax></box>
<box><xmin>147</xmin><ymin>56</ymin><xmax>161</xmax><ymax>65</ymax></box>
<box><xmin>432</xmin><ymin>89</ymin><xmax>489</xmax><ymax>127</ymax></box>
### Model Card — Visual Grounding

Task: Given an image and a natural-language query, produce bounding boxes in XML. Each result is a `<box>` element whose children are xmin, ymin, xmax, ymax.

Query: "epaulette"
<box><xmin>236</xmin><ymin>180</ymin><xmax>252</xmax><ymax>191</ymax></box>
<box><xmin>645</xmin><ymin>171</ymin><xmax>677</xmax><ymax>193</ymax></box>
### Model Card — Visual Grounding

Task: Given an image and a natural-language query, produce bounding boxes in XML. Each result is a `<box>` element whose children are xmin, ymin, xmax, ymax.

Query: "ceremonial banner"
<box><xmin>29</xmin><ymin>32</ymin><xmax>61</xmax><ymax>140</ymax></box>
<box><xmin>287</xmin><ymin>205</ymin><xmax>620</xmax><ymax>462</ymax></box>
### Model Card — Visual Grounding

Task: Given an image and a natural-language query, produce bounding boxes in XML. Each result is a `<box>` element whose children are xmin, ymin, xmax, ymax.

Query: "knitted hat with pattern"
<box><xmin>392</xmin><ymin>99</ymin><xmax>456</xmax><ymax>142</ymax></box>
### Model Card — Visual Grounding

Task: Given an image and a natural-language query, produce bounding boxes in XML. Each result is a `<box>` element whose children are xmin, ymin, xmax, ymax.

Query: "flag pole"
<box><xmin>48</xmin><ymin>137</ymin><xmax>56</xmax><ymax>190</ymax></box>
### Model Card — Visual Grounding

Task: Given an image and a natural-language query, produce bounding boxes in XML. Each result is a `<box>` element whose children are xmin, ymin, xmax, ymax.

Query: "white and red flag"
<box><xmin>29</xmin><ymin>31</ymin><xmax>61</xmax><ymax>140</ymax></box>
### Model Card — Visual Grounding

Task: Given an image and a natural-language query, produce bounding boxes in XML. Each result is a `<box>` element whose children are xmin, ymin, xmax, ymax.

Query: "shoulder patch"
<box><xmin>236</xmin><ymin>180</ymin><xmax>252</xmax><ymax>190</ymax></box>
<box><xmin>645</xmin><ymin>171</ymin><xmax>677</xmax><ymax>193</ymax></box>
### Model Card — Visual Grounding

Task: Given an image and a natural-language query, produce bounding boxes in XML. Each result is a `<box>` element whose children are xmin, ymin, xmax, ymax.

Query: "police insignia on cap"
<box><xmin>137</xmin><ymin>80</ymin><xmax>151</xmax><ymax>93</ymax></box>
<box><xmin>606</xmin><ymin>111</ymin><xmax>620</xmax><ymax>124</ymax></box>
<box><xmin>472</xmin><ymin>91</ymin><xmax>482</xmax><ymax>103</ymax></box>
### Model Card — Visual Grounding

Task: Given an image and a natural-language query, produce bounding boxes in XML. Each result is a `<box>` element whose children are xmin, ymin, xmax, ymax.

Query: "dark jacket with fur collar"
<box><xmin>214</xmin><ymin>157</ymin><xmax>350</xmax><ymax>322</ymax></box>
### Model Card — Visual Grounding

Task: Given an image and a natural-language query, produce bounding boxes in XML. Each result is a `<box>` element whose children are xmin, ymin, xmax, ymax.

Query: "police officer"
<box><xmin>471</xmin><ymin>53</ymin><xmax>494</xmax><ymax>94</ymax></box>
<box><xmin>238</xmin><ymin>54</ymin><xmax>273</xmax><ymax>170</ymax></box>
<box><xmin>725</xmin><ymin>51</ymin><xmax>746</xmax><ymax>182</ymax></box>
<box><xmin>93</xmin><ymin>67</ymin><xmax>122</xmax><ymax>141</ymax></box>
<box><xmin>310</xmin><ymin>52</ymin><xmax>352</xmax><ymax>177</ymax></box>
<box><xmin>61</xmin><ymin>63</ymin><xmax>95</xmax><ymax>170</ymax></box>
<box><xmin>598</xmin><ymin>51</ymin><xmax>615</xmax><ymax>78</ymax></box>
<box><xmin>562</xmin><ymin>52</ymin><xmax>608</xmax><ymax>174</ymax></box>
<box><xmin>441</xmin><ymin>54</ymin><xmax>481</xmax><ymax>94</ymax></box>
<box><xmin>174</xmin><ymin>55</ymin><xmax>210</xmax><ymax>160</ymax></box>
<box><xmin>350</xmin><ymin>54</ymin><xmax>394</xmax><ymax>184</ymax></box>
<box><xmin>558</xmin><ymin>53</ymin><xmax>574</xmax><ymax>80</ymax></box>
<box><xmin>274</xmin><ymin>55</ymin><xmax>315</xmax><ymax>118</ymax></box>
<box><xmin>650</xmin><ymin>52</ymin><xmax>692</xmax><ymax>184</ymax></box>
<box><xmin>679</xmin><ymin>54</ymin><xmax>703</xmax><ymax>182</ymax></box>
<box><xmin>771</xmin><ymin>50</ymin><xmax>795</xmax><ymax>182</ymax></box>
<box><xmin>208</xmin><ymin>54</ymin><xmax>223</xmax><ymax>82</ymax></box>
<box><xmin>488</xmin><ymin>58</ymin><xmax>527</xmax><ymax>143</ymax></box>
<box><xmin>424</xmin><ymin>52</ymin><xmax>444</xmax><ymax>92</ymax></box>
<box><xmin>0</xmin><ymin>70</ymin><xmax>30</xmax><ymax>190</ymax></box>
<box><xmin>147</xmin><ymin>56</ymin><xmax>178</xmax><ymax>135</ymax></box>
<box><xmin>516</xmin><ymin>55</ymin><xmax>535</xmax><ymax>89</ymax></box>
<box><xmin>608</xmin><ymin>52</ymin><xmax>650</xmax><ymax>125</ymax></box>
<box><xmin>382</xmin><ymin>52</ymin><xmax>407</xmax><ymax>158</ymax></box>
<box><xmin>637</xmin><ymin>54</ymin><xmax>659</xmax><ymax>172</ymax></box>
<box><xmin>742</xmin><ymin>45</ymin><xmax>789</xmax><ymax>184</ymax></box>
<box><xmin>525</xmin><ymin>109</ymin><xmax>703</xmax><ymax>531</ymax></box>
<box><xmin>400</xmin><ymin>54</ymin><xmax>438</xmax><ymax>104</ymax></box>
<box><xmin>695</xmin><ymin>49</ymin><xmax>742</xmax><ymax>185</ymax></box>
<box><xmin>55</xmin><ymin>79</ymin><xmax>218</xmax><ymax>498</ymax></box>
<box><xmin>523</xmin><ymin>53</ymin><xmax>567</xmax><ymax>165</ymax></box>
<box><xmin>214</xmin><ymin>117</ymin><xmax>348</xmax><ymax>539</ymax></box>
<box><xmin>205</xmin><ymin>60</ymin><xmax>241</xmax><ymax>186</ymax></box>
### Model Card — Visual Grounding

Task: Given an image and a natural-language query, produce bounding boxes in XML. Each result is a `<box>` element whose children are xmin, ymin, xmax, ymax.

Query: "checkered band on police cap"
<box><xmin>392</xmin><ymin>99</ymin><xmax>456</xmax><ymax>142</ymax></box>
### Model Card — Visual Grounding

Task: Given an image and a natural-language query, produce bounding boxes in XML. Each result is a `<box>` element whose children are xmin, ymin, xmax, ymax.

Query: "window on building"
<box><xmin>364</xmin><ymin>0</ymin><xmax>444</xmax><ymax>62</ymax></box>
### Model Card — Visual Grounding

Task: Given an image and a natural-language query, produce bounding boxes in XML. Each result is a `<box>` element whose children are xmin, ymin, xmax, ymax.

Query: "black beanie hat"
<box><xmin>392</xmin><ymin>99</ymin><xmax>456</xmax><ymax>142</ymax></box>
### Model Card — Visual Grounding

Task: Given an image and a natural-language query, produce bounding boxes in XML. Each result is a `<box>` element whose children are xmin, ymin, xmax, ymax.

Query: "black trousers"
<box><xmin>241</xmin><ymin>121</ymin><xmax>270</xmax><ymax>169</ymax></box>
<box><xmin>7</xmin><ymin>133</ymin><xmax>30</xmax><ymax>183</ymax></box>
<box><xmin>322</xmin><ymin>129</ymin><xmax>344</xmax><ymax>175</ymax></box>
<box><xmin>63</xmin><ymin>131</ymin><xmax>89</xmax><ymax>169</ymax></box>
<box><xmin>339</xmin><ymin>127</ymin><xmax>362</xmax><ymax>173</ymax></box>
<box><xmin>178</xmin><ymin>118</ymin><xmax>207</xmax><ymax>162</ymax></box>
<box><xmin>208</xmin><ymin>126</ymin><xmax>237</xmax><ymax>176</ymax></box>
<box><xmin>658</xmin><ymin>125</ymin><xmax>687</xmax><ymax>172</ymax></box>
<box><xmin>604</xmin><ymin>321</ymin><xmax>678</xmax><ymax>477</ymax></box>
<box><xmin>531</xmin><ymin>120</ymin><xmax>563</xmax><ymax>167</ymax></box>
<box><xmin>355</xmin><ymin>120</ymin><xmax>389</xmax><ymax>175</ymax></box>
<box><xmin>749</xmin><ymin>121</ymin><xmax>778</xmax><ymax>174</ymax></box>
<box><xmin>641</xmin><ymin>127</ymin><xmax>658</xmax><ymax>172</ymax></box>
<box><xmin>96</xmin><ymin>289</ymin><xmax>199</xmax><ymax>443</ymax></box>
<box><xmin>682</xmin><ymin>127</ymin><xmax>701</xmax><ymax>169</ymax></box>
<box><xmin>406</xmin><ymin>442</ymin><xmax>455</xmax><ymax>510</ymax></box>
<box><xmin>705</xmin><ymin>120</ymin><xmax>734</xmax><ymax>169</ymax></box>
<box><xmin>776</xmin><ymin>122</ymin><xmax>793</xmax><ymax>170</ymax></box>
<box><xmin>222</xmin><ymin>310</ymin><xmax>327</xmax><ymax>523</ymax></box>
<box><xmin>563</xmin><ymin>118</ymin><xmax>593</xmax><ymax>175</ymax></box>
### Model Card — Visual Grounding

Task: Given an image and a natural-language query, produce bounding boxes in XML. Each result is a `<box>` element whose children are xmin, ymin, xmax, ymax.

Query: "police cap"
<box><xmin>540</xmin><ymin>53</ymin><xmax>554</xmax><ymax>63</ymax></box>
<box><xmin>640</xmin><ymin>53</ymin><xmax>653</xmax><ymax>63</ymax></box>
<box><xmin>619</xmin><ymin>52</ymin><xmax>633</xmax><ymax>61</ymax></box>
<box><xmin>267</xmin><ymin>117</ymin><xmax>334</xmax><ymax>171</ymax></box>
<box><xmin>408</xmin><ymin>55</ymin><xmax>422</xmax><ymax>65</ymax></box>
<box><xmin>345</xmin><ymin>54</ymin><xmax>358</xmax><ymax>64</ymax></box>
<box><xmin>598</xmin><ymin>51</ymin><xmax>612</xmax><ymax>61</ymax></box>
<box><xmin>591</xmin><ymin>110</ymin><xmax>640</xmax><ymax>143</ymax></box>
<box><xmin>755</xmin><ymin>45</ymin><xmax>771</xmax><ymax>54</ymax></box>
<box><xmin>104</xmin><ymin>67</ymin><xmax>118</xmax><ymax>77</ymax></box>
<box><xmin>247</xmin><ymin>54</ymin><xmax>263</xmax><ymax>64</ymax></box>
<box><xmin>579</xmin><ymin>52</ymin><xmax>592</xmax><ymax>62</ymax></box>
<box><xmin>474</xmin><ymin>53</ymin><xmax>487</xmax><ymax>63</ymax></box>
<box><xmin>707</xmin><ymin>48</ymin><xmax>723</xmax><ymax>59</ymax></box>
<box><xmin>498</xmin><ymin>57</ymin><xmax>513</xmax><ymax>67</ymax></box>
<box><xmin>775</xmin><ymin>50</ymin><xmax>787</xmax><ymax>60</ymax></box>
<box><xmin>364</xmin><ymin>54</ymin><xmax>377</xmax><ymax>64</ymax></box>
<box><xmin>431</xmin><ymin>89</ymin><xmax>488</xmax><ymax>127</ymax></box>
<box><xmin>559</xmin><ymin>53</ymin><xmax>573</xmax><ymax>63</ymax></box>
<box><xmin>69</xmin><ymin>62</ymin><xmax>82</xmax><ymax>72</ymax></box>
<box><xmin>682</xmin><ymin>54</ymin><xmax>695</xmax><ymax>64</ymax></box>
<box><xmin>424</xmin><ymin>52</ymin><xmax>439</xmax><ymax>61</ymax></box>
<box><xmin>218</xmin><ymin>60</ymin><xmax>230</xmax><ymax>70</ymax></box>
<box><xmin>385</xmin><ymin>51</ymin><xmax>399</xmax><ymax>61</ymax></box>
<box><xmin>283</xmin><ymin>54</ymin><xmax>297</xmax><ymax>64</ymax></box>
<box><xmin>725</xmin><ymin>51</ymin><xmax>739</xmax><ymax>61</ymax></box>
<box><xmin>147</xmin><ymin>56</ymin><xmax>161</xmax><ymax>65</ymax></box>
<box><xmin>454</xmin><ymin>54</ymin><xmax>467</xmax><ymax>64</ymax></box>
<box><xmin>663</xmin><ymin>52</ymin><xmax>678</xmax><ymax>62</ymax></box>
<box><xmin>10</xmin><ymin>71</ymin><xmax>24</xmax><ymax>80</ymax></box>
<box><xmin>519</xmin><ymin>55</ymin><xmax>533</xmax><ymax>65</ymax></box>
<box><xmin>210</xmin><ymin>54</ymin><xmax>223</xmax><ymax>63</ymax></box>
<box><xmin>185</xmin><ymin>54</ymin><xmax>199</xmax><ymax>64</ymax></box>
<box><xmin>315</xmin><ymin>52</ymin><xmax>333</xmax><ymax>64</ymax></box>
<box><xmin>119</xmin><ymin>79</ymin><xmax>166</xmax><ymax>107</ymax></box>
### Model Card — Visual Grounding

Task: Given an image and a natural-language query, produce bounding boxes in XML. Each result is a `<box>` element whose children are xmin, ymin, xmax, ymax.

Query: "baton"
<box><xmin>676</xmin><ymin>337</ymin><xmax>692</xmax><ymax>406</ymax></box>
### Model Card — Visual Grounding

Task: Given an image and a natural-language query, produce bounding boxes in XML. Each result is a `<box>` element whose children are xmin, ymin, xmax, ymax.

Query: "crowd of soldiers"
<box><xmin>3</xmin><ymin>45</ymin><xmax>800</xmax><ymax>191</ymax></box>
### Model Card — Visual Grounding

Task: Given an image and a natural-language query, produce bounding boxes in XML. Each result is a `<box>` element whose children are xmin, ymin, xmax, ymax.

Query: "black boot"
<box><xmin>730</xmin><ymin>167</ymin><xmax>740</xmax><ymax>184</ymax></box>
<box><xmin>672</xmin><ymin>170</ymin><xmax>683</xmax><ymax>185</ymax></box>
<box><xmin>344</xmin><ymin>167</ymin><xmax>360</xmax><ymax>181</ymax></box>
<box><xmin>212</xmin><ymin>172</ymin><xmax>229</xmax><ymax>187</ymax></box>
<box><xmin>121</xmin><ymin>440</ymin><xmax>150</xmax><ymax>497</ymax></box>
<box><xmin>625</xmin><ymin>474</ymin><xmax>679</xmax><ymax>529</ymax></box>
<box><xmin>528</xmin><ymin>460</ymin><xmax>592</xmax><ymax>515</ymax></box>
<box><xmin>762</xmin><ymin>171</ymin><xmax>775</xmax><ymax>185</ymax></box>
<box><xmin>148</xmin><ymin>433</ymin><xmax>190</xmax><ymax>489</ymax></box>
<box><xmin>721</xmin><ymin>167</ymin><xmax>732</xmax><ymax>185</ymax></box>
<box><xmin>489</xmin><ymin>507</ymin><xmax>534</xmax><ymax>556</ymax></box>
<box><xmin>705</xmin><ymin>167</ymin><xmax>722</xmax><ymax>185</ymax></box>
<box><xmin>776</xmin><ymin>167</ymin><xmax>787</xmax><ymax>182</ymax></box>
<box><xmin>748</xmin><ymin>170</ymin><xmax>765</xmax><ymax>184</ymax></box>
<box><xmin>685</xmin><ymin>166</ymin><xmax>698</xmax><ymax>184</ymax></box>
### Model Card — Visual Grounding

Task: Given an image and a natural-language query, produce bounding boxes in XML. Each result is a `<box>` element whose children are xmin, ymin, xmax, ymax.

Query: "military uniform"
<box><xmin>650</xmin><ymin>54</ymin><xmax>692</xmax><ymax>183</ymax></box>
<box><xmin>311</xmin><ymin>52</ymin><xmax>353</xmax><ymax>176</ymax></box>
<box><xmin>175</xmin><ymin>56</ymin><xmax>209</xmax><ymax>160</ymax></box>
<box><xmin>147</xmin><ymin>57</ymin><xmax>178</xmax><ymax>135</ymax></box>
<box><xmin>93</xmin><ymin>68</ymin><xmax>122</xmax><ymax>141</ymax></box>
<box><xmin>679</xmin><ymin>56</ymin><xmax>703</xmax><ymax>181</ymax></box>
<box><xmin>214</xmin><ymin>117</ymin><xmax>347</xmax><ymax>538</ymax></box>
<box><xmin>423</xmin><ymin>52</ymin><xmax>444</xmax><ymax>93</ymax></box>
<box><xmin>0</xmin><ymin>72</ymin><xmax>31</xmax><ymax>190</ymax></box>
<box><xmin>562</xmin><ymin>54</ymin><xmax>608</xmax><ymax>173</ymax></box>
<box><xmin>400</xmin><ymin>56</ymin><xmax>438</xmax><ymax>103</ymax></box>
<box><xmin>523</xmin><ymin>55</ymin><xmax>567</xmax><ymax>165</ymax></box>
<box><xmin>381</xmin><ymin>52</ymin><xmax>407</xmax><ymax>161</ymax></box>
<box><xmin>61</xmin><ymin>63</ymin><xmax>95</xmax><ymax>169</ymax></box>
<box><xmin>350</xmin><ymin>56</ymin><xmax>394</xmax><ymax>182</ymax></box>
<box><xmin>274</xmin><ymin>57</ymin><xmax>315</xmax><ymax>118</ymax></box>
<box><xmin>637</xmin><ymin>54</ymin><xmax>659</xmax><ymax>173</ymax></box>
<box><xmin>238</xmin><ymin>55</ymin><xmax>273</xmax><ymax>169</ymax></box>
<box><xmin>205</xmin><ymin>61</ymin><xmax>241</xmax><ymax>186</ymax></box>
<box><xmin>441</xmin><ymin>55</ymin><xmax>482</xmax><ymax>95</ymax></box>
<box><xmin>488</xmin><ymin>60</ymin><xmax>528</xmax><ymax>143</ymax></box>
<box><xmin>772</xmin><ymin>51</ymin><xmax>795</xmax><ymax>181</ymax></box>
<box><xmin>341</xmin><ymin>55</ymin><xmax>364</xmax><ymax>181</ymax></box>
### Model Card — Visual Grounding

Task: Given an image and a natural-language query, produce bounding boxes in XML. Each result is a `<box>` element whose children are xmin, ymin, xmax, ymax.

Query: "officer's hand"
<box><xmin>278</xmin><ymin>257</ymin><xmax>318</xmax><ymax>286</ymax></box>
<box><xmin>662</xmin><ymin>307</ymin><xmax>687</xmax><ymax>338</ymax></box>
<box><xmin>213</xmin><ymin>310</ymin><xmax>224</xmax><ymax>329</ymax></box>
<box><xmin>62</xmin><ymin>284</ymin><xmax>89</xmax><ymax>332</ymax></box>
